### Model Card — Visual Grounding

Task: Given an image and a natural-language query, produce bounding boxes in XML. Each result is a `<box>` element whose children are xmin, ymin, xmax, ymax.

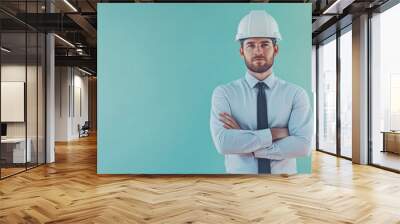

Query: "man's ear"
<box><xmin>274</xmin><ymin>45</ymin><xmax>279</xmax><ymax>57</ymax></box>
<box><xmin>240</xmin><ymin>47</ymin><xmax>244</xmax><ymax>58</ymax></box>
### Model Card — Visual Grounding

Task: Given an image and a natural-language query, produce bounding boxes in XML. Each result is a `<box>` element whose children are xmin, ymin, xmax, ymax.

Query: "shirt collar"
<box><xmin>245</xmin><ymin>71</ymin><xmax>277</xmax><ymax>89</ymax></box>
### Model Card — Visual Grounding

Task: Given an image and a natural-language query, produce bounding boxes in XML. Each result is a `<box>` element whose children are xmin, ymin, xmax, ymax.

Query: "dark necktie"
<box><xmin>255</xmin><ymin>82</ymin><xmax>271</xmax><ymax>174</ymax></box>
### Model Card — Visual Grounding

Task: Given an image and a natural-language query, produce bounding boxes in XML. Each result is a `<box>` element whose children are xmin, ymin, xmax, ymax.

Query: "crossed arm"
<box><xmin>220</xmin><ymin>111</ymin><xmax>289</xmax><ymax>141</ymax></box>
<box><xmin>210</xmin><ymin>86</ymin><xmax>313</xmax><ymax>160</ymax></box>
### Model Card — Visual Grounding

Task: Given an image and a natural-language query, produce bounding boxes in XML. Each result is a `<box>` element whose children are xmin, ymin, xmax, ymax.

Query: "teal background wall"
<box><xmin>98</xmin><ymin>3</ymin><xmax>312</xmax><ymax>174</ymax></box>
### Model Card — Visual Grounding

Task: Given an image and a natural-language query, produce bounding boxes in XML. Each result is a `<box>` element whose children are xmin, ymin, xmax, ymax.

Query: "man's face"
<box><xmin>240</xmin><ymin>37</ymin><xmax>279</xmax><ymax>74</ymax></box>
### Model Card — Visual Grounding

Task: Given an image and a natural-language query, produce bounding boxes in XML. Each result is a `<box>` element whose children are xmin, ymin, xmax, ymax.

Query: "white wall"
<box><xmin>70</xmin><ymin>72</ymin><xmax>89</xmax><ymax>139</ymax></box>
<box><xmin>55</xmin><ymin>67</ymin><xmax>89</xmax><ymax>141</ymax></box>
<box><xmin>55</xmin><ymin>66</ymin><xmax>69</xmax><ymax>141</ymax></box>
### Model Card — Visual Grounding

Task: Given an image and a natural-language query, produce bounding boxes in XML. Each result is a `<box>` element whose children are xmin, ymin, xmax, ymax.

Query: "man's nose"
<box><xmin>254</xmin><ymin>45</ymin><xmax>263</xmax><ymax>54</ymax></box>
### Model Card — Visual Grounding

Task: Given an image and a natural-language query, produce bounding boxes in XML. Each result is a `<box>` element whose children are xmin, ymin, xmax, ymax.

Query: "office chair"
<box><xmin>79</xmin><ymin>121</ymin><xmax>90</xmax><ymax>138</ymax></box>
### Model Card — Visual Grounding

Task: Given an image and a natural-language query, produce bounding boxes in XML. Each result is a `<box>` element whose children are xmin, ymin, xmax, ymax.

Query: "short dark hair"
<box><xmin>240</xmin><ymin>38</ymin><xmax>277</xmax><ymax>47</ymax></box>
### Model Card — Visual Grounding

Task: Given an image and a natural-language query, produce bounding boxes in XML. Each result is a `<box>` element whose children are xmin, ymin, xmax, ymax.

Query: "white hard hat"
<box><xmin>235</xmin><ymin>10</ymin><xmax>282</xmax><ymax>41</ymax></box>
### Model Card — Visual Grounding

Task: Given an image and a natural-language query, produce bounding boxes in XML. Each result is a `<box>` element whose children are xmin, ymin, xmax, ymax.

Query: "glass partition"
<box><xmin>27</xmin><ymin>30</ymin><xmax>38</xmax><ymax>169</ymax></box>
<box><xmin>371</xmin><ymin>3</ymin><xmax>400</xmax><ymax>171</ymax></box>
<box><xmin>0</xmin><ymin>1</ymin><xmax>46</xmax><ymax>179</ymax></box>
<box><xmin>1</xmin><ymin>31</ymin><xmax>28</xmax><ymax>178</ymax></box>
<box><xmin>339</xmin><ymin>28</ymin><xmax>352</xmax><ymax>158</ymax></box>
<box><xmin>38</xmin><ymin>32</ymin><xmax>45</xmax><ymax>165</ymax></box>
<box><xmin>317</xmin><ymin>36</ymin><xmax>337</xmax><ymax>155</ymax></box>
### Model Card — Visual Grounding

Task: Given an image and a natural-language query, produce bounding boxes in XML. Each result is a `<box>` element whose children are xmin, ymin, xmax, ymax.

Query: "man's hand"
<box><xmin>219</xmin><ymin>112</ymin><xmax>240</xmax><ymax>129</ymax></box>
<box><xmin>271</xmin><ymin>128</ymin><xmax>289</xmax><ymax>141</ymax></box>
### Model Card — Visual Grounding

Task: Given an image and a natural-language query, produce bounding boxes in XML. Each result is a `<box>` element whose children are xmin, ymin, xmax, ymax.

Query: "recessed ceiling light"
<box><xmin>78</xmin><ymin>67</ymin><xmax>93</xmax><ymax>76</ymax></box>
<box><xmin>63</xmin><ymin>0</ymin><xmax>78</xmax><ymax>12</ymax></box>
<box><xmin>54</xmin><ymin>34</ymin><xmax>75</xmax><ymax>48</ymax></box>
<box><xmin>322</xmin><ymin>0</ymin><xmax>353</xmax><ymax>15</ymax></box>
<box><xmin>1</xmin><ymin>47</ymin><xmax>11</xmax><ymax>53</ymax></box>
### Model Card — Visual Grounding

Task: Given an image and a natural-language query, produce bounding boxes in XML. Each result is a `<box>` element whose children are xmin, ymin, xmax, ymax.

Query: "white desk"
<box><xmin>1</xmin><ymin>138</ymin><xmax>31</xmax><ymax>163</ymax></box>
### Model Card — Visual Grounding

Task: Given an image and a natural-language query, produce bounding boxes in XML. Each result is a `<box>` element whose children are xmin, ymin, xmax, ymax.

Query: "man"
<box><xmin>210</xmin><ymin>10</ymin><xmax>313</xmax><ymax>174</ymax></box>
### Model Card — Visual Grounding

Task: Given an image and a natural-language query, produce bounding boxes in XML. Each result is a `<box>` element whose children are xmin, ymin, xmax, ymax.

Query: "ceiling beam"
<box><xmin>67</xmin><ymin>13</ymin><xmax>97</xmax><ymax>45</ymax></box>
<box><xmin>55</xmin><ymin>55</ymin><xmax>96</xmax><ymax>71</ymax></box>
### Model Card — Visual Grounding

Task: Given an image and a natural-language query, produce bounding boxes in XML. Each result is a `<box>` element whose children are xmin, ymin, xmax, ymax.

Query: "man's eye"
<box><xmin>247</xmin><ymin>44</ymin><xmax>255</xmax><ymax>48</ymax></box>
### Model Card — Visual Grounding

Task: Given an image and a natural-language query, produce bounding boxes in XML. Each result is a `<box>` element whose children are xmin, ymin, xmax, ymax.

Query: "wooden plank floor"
<box><xmin>1</xmin><ymin>134</ymin><xmax>400</xmax><ymax>224</ymax></box>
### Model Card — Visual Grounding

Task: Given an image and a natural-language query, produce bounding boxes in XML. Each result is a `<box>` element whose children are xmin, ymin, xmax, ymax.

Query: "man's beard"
<box><xmin>244</xmin><ymin>56</ymin><xmax>274</xmax><ymax>73</ymax></box>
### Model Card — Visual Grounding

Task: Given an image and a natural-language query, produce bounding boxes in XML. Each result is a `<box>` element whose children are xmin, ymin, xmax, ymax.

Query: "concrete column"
<box><xmin>46</xmin><ymin>1</ymin><xmax>55</xmax><ymax>163</ymax></box>
<box><xmin>352</xmin><ymin>14</ymin><xmax>369</xmax><ymax>164</ymax></box>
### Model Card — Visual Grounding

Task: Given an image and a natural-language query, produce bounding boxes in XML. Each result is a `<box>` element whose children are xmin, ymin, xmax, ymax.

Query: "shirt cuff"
<box><xmin>254</xmin><ymin>147</ymin><xmax>267</xmax><ymax>158</ymax></box>
<box><xmin>254</xmin><ymin>128</ymin><xmax>272</xmax><ymax>149</ymax></box>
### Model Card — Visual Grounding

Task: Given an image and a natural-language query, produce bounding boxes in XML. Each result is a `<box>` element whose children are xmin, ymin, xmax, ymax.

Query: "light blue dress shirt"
<box><xmin>210</xmin><ymin>71</ymin><xmax>313</xmax><ymax>174</ymax></box>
